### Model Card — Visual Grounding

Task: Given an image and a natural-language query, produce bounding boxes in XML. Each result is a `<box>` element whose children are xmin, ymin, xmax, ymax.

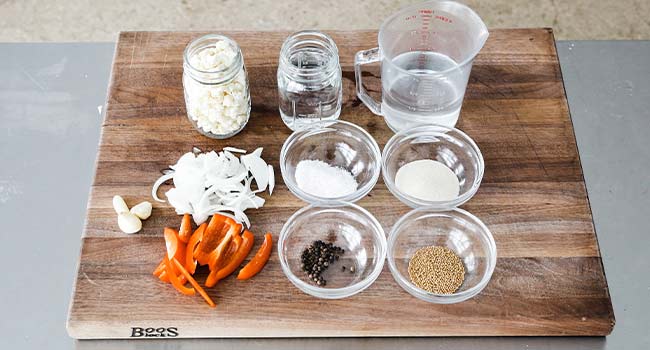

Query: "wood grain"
<box><xmin>66</xmin><ymin>29</ymin><xmax>614</xmax><ymax>339</ymax></box>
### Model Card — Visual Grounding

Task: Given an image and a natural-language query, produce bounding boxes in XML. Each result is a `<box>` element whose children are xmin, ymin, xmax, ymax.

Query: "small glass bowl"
<box><xmin>280</xmin><ymin>120</ymin><xmax>381</xmax><ymax>204</ymax></box>
<box><xmin>387</xmin><ymin>207</ymin><xmax>496</xmax><ymax>304</ymax></box>
<box><xmin>382</xmin><ymin>124</ymin><xmax>484</xmax><ymax>209</ymax></box>
<box><xmin>278</xmin><ymin>203</ymin><xmax>387</xmax><ymax>299</ymax></box>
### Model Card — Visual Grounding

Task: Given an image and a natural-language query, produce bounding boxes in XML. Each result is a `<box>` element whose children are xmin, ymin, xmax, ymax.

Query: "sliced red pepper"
<box><xmin>156</xmin><ymin>228</ymin><xmax>179</xmax><ymax>283</ymax></box>
<box><xmin>205</xmin><ymin>231</ymin><xmax>242</xmax><ymax>287</ymax></box>
<box><xmin>185</xmin><ymin>223</ymin><xmax>206</xmax><ymax>274</ymax></box>
<box><xmin>214</xmin><ymin>230</ymin><xmax>254</xmax><ymax>282</ymax></box>
<box><xmin>222</xmin><ymin>234</ymin><xmax>243</xmax><ymax>267</ymax></box>
<box><xmin>157</xmin><ymin>270</ymin><xmax>169</xmax><ymax>282</ymax></box>
<box><xmin>172</xmin><ymin>258</ymin><xmax>216</xmax><ymax>308</ymax></box>
<box><xmin>158</xmin><ymin>270</ymin><xmax>187</xmax><ymax>284</ymax></box>
<box><xmin>178</xmin><ymin>214</ymin><xmax>193</xmax><ymax>243</ymax></box>
<box><xmin>237</xmin><ymin>233</ymin><xmax>272</xmax><ymax>280</ymax></box>
<box><xmin>208</xmin><ymin>223</ymin><xmax>238</xmax><ymax>270</ymax></box>
<box><xmin>153</xmin><ymin>260</ymin><xmax>166</xmax><ymax>277</ymax></box>
<box><xmin>203</xmin><ymin>224</ymin><xmax>238</xmax><ymax>287</ymax></box>
<box><xmin>164</xmin><ymin>256</ymin><xmax>194</xmax><ymax>296</ymax></box>
<box><xmin>194</xmin><ymin>214</ymin><xmax>229</xmax><ymax>265</ymax></box>
<box><xmin>164</xmin><ymin>227</ymin><xmax>180</xmax><ymax>259</ymax></box>
<box><xmin>206</xmin><ymin>213</ymin><xmax>229</xmax><ymax>233</ymax></box>
<box><xmin>214</xmin><ymin>218</ymin><xmax>235</xmax><ymax>242</ymax></box>
<box><xmin>161</xmin><ymin>227</ymin><xmax>187</xmax><ymax>284</ymax></box>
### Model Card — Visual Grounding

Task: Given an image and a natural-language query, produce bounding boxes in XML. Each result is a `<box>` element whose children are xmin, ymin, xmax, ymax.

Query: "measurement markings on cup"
<box><xmin>418</xmin><ymin>9</ymin><xmax>434</xmax><ymax>69</ymax></box>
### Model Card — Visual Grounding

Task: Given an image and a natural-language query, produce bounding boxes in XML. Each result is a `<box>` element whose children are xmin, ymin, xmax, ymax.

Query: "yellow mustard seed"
<box><xmin>408</xmin><ymin>246</ymin><xmax>465</xmax><ymax>294</ymax></box>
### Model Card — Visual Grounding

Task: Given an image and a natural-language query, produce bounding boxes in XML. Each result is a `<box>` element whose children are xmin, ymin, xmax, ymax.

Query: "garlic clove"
<box><xmin>130</xmin><ymin>201</ymin><xmax>153</xmax><ymax>220</ymax></box>
<box><xmin>118</xmin><ymin>212</ymin><xmax>142</xmax><ymax>234</ymax></box>
<box><xmin>112</xmin><ymin>195</ymin><xmax>129</xmax><ymax>214</ymax></box>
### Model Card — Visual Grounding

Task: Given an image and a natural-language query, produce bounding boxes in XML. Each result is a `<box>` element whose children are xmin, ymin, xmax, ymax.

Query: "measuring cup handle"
<box><xmin>354</xmin><ymin>47</ymin><xmax>382</xmax><ymax>116</ymax></box>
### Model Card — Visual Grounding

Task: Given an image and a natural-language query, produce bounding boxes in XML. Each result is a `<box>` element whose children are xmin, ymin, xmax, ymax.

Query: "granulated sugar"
<box><xmin>395</xmin><ymin>159</ymin><xmax>460</xmax><ymax>202</ymax></box>
<box><xmin>295</xmin><ymin>159</ymin><xmax>357</xmax><ymax>198</ymax></box>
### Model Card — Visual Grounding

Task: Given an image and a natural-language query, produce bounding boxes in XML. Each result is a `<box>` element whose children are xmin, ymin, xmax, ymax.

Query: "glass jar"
<box><xmin>277</xmin><ymin>31</ymin><xmax>343</xmax><ymax>131</ymax></box>
<box><xmin>183</xmin><ymin>34</ymin><xmax>251</xmax><ymax>139</ymax></box>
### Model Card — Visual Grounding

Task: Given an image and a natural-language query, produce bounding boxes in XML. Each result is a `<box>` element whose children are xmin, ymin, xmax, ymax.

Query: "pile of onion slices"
<box><xmin>152</xmin><ymin>147</ymin><xmax>274</xmax><ymax>227</ymax></box>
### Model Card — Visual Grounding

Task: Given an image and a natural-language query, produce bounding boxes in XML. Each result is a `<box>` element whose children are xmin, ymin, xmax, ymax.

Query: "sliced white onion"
<box><xmin>251</xmin><ymin>147</ymin><xmax>263</xmax><ymax>158</ymax></box>
<box><xmin>150</xmin><ymin>147</ymin><xmax>273</xmax><ymax>226</ymax></box>
<box><xmin>241</xmin><ymin>151</ymin><xmax>269</xmax><ymax>191</ymax></box>
<box><xmin>166</xmin><ymin>188</ymin><xmax>193</xmax><ymax>214</ymax></box>
<box><xmin>172</xmin><ymin>152</ymin><xmax>198</xmax><ymax>169</ymax></box>
<box><xmin>268</xmin><ymin>165</ymin><xmax>275</xmax><ymax>195</ymax></box>
<box><xmin>151</xmin><ymin>172</ymin><xmax>175</xmax><ymax>202</ymax></box>
<box><xmin>223</xmin><ymin>146</ymin><xmax>247</xmax><ymax>153</ymax></box>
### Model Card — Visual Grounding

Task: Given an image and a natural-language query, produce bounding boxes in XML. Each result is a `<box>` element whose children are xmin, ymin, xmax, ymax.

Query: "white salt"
<box><xmin>295</xmin><ymin>160</ymin><xmax>358</xmax><ymax>198</ymax></box>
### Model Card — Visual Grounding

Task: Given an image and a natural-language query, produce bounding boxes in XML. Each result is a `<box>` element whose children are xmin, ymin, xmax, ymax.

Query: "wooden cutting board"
<box><xmin>66</xmin><ymin>29</ymin><xmax>614</xmax><ymax>339</ymax></box>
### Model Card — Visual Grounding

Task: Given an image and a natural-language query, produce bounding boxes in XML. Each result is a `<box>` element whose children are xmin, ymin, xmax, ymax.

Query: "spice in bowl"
<box><xmin>408</xmin><ymin>246</ymin><xmax>465</xmax><ymax>294</ymax></box>
<box><xmin>395</xmin><ymin>159</ymin><xmax>460</xmax><ymax>202</ymax></box>
<box><xmin>300</xmin><ymin>240</ymin><xmax>345</xmax><ymax>286</ymax></box>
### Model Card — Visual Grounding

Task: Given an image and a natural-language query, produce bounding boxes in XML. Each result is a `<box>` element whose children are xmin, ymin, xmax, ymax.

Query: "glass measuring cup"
<box><xmin>355</xmin><ymin>1</ymin><xmax>488</xmax><ymax>131</ymax></box>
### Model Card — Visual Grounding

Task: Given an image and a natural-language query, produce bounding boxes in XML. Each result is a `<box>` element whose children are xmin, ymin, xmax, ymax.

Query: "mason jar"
<box><xmin>277</xmin><ymin>31</ymin><xmax>342</xmax><ymax>131</ymax></box>
<box><xmin>183</xmin><ymin>34</ymin><xmax>251</xmax><ymax>139</ymax></box>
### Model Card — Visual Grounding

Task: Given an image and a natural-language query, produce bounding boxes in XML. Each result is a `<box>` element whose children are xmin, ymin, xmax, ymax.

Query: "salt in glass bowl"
<box><xmin>381</xmin><ymin>124</ymin><xmax>484</xmax><ymax>209</ymax></box>
<box><xmin>280</xmin><ymin>120</ymin><xmax>381</xmax><ymax>204</ymax></box>
<box><xmin>278</xmin><ymin>203</ymin><xmax>387</xmax><ymax>299</ymax></box>
<box><xmin>387</xmin><ymin>207</ymin><xmax>496</xmax><ymax>304</ymax></box>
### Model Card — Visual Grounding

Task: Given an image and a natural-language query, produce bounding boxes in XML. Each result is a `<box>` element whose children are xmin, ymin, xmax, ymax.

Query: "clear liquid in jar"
<box><xmin>278</xmin><ymin>49</ymin><xmax>342</xmax><ymax>130</ymax></box>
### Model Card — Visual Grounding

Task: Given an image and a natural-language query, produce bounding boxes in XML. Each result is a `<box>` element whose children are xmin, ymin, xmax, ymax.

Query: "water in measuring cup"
<box><xmin>382</xmin><ymin>51</ymin><xmax>464</xmax><ymax>130</ymax></box>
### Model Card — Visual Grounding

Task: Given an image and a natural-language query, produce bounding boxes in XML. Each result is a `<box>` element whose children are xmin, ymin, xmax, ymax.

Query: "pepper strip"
<box><xmin>194</xmin><ymin>215</ymin><xmax>229</xmax><ymax>266</ymax></box>
<box><xmin>203</xmin><ymin>224</ymin><xmax>237</xmax><ymax>287</ymax></box>
<box><xmin>172</xmin><ymin>258</ymin><xmax>216</xmax><ymax>308</ymax></box>
<box><xmin>164</xmin><ymin>227</ymin><xmax>180</xmax><ymax>259</ymax></box>
<box><xmin>222</xmin><ymin>234</ymin><xmax>243</xmax><ymax>266</ymax></box>
<box><xmin>178</xmin><ymin>214</ymin><xmax>193</xmax><ymax>243</ymax></box>
<box><xmin>237</xmin><ymin>232</ymin><xmax>273</xmax><ymax>280</ymax></box>
<box><xmin>208</xmin><ymin>222</ymin><xmax>238</xmax><ymax>270</ymax></box>
<box><xmin>205</xmin><ymin>233</ymin><xmax>242</xmax><ymax>287</ymax></box>
<box><xmin>185</xmin><ymin>223</ymin><xmax>206</xmax><ymax>274</ymax></box>
<box><xmin>160</xmin><ymin>227</ymin><xmax>187</xmax><ymax>284</ymax></box>
<box><xmin>164</xmin><ymin>256</ymin><xmax>194</xmax><ymax>295</ymax></box>
<box><xmin>153</xmin><ymin>260</ymin><xmax>166</xmax><ymax>277</ymax></box>
<box><xmin>154</xmin><ymin>228</ymin><xmax>179</xmax><ymax>283</ymax></box>
<box><xmin>214</xmin><ymin>230</ymin><xmax>254</xmax><ymax>282</ymax></box>
<box><xmin>205</xmin><ymin>218</ymin><xmax>237</xmax><ymax>266</ymax></box>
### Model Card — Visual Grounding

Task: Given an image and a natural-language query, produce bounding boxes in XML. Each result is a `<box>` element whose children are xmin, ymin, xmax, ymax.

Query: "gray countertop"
<box><xmin>0</xmin><ymin>41</ymin><xmax>648</xmax><ymax>349</ymax></box>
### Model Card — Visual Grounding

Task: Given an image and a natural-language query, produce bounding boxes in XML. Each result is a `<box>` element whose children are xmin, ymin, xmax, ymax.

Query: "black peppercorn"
<box><xmin>300</xmin><ymin>239</ymin><xmax>346</xmax><ymax>286</ymax></box>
